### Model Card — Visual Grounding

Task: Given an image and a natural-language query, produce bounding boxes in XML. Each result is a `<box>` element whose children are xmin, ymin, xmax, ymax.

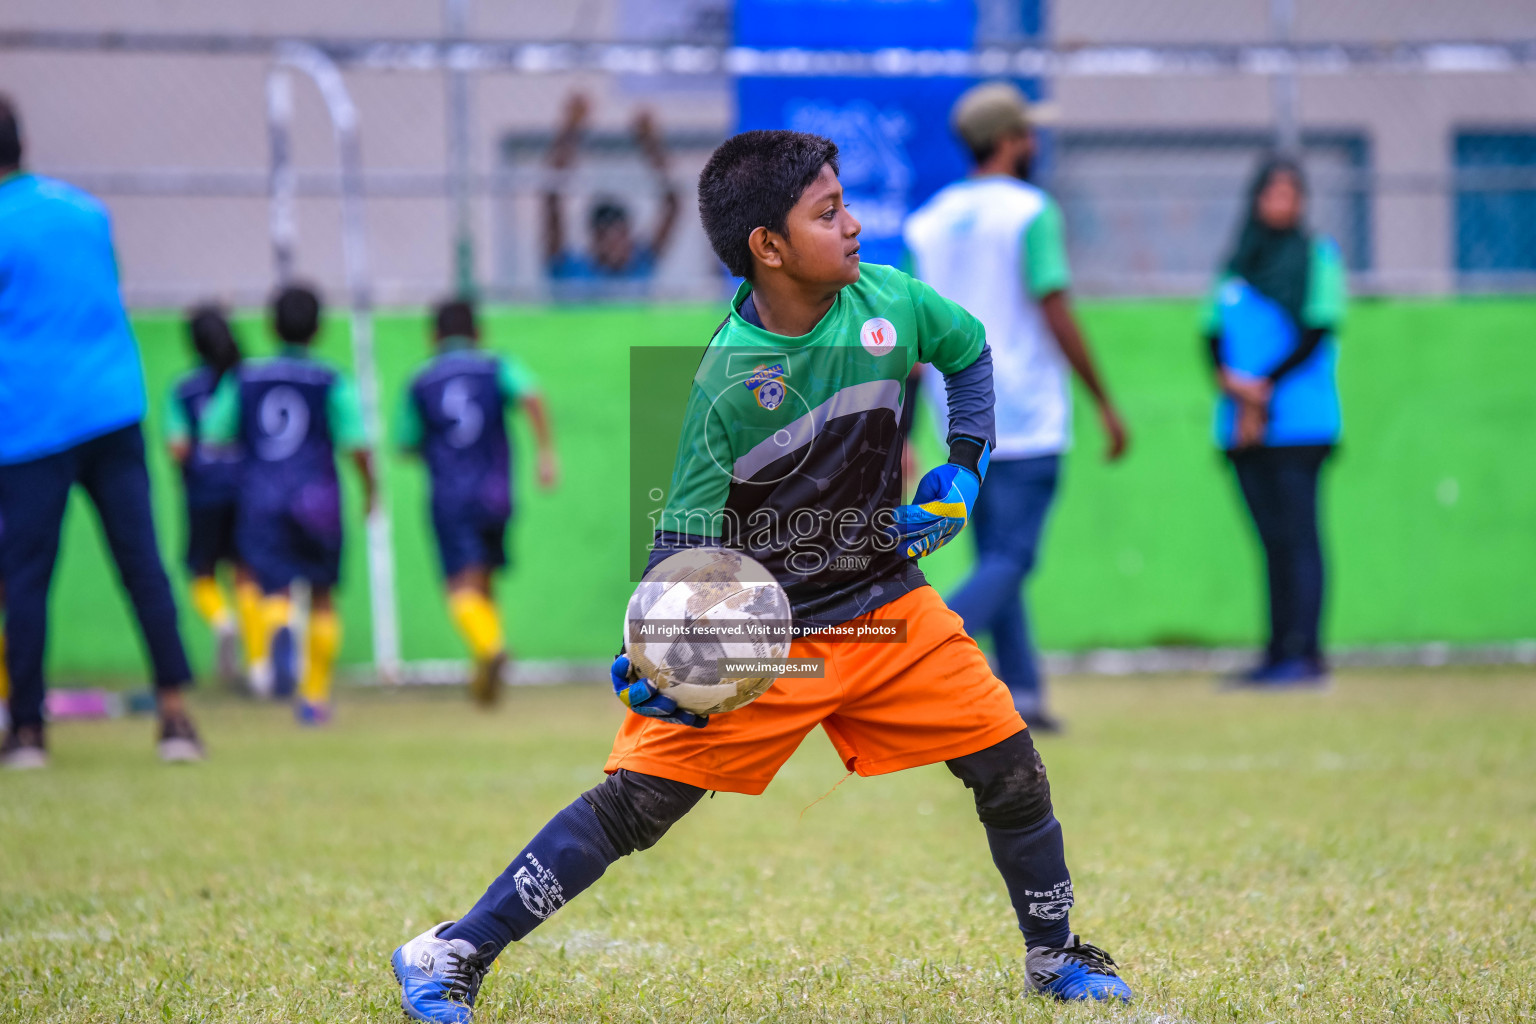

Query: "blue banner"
<box><xmin>737</xmin><ymin>0</ymin><xmax>976</xmax><ymax>49</ymax></box>
<box><xmin>734</xmin><ymin>0</ymin><xmax>1041</xmax><ymax>268</ymax></box>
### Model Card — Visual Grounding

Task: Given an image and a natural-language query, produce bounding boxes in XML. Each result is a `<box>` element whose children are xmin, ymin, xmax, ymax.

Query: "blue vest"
<box><xmin>409</xmin><ymin>351</ymin><xmax>512</xmax><ymax>521</ymax></box>
<box><xmin>0</xmin><ymin>174</ymin><xmax>146</xmax><ymax>463</ymax></box>
<box><xmin>1213</xmin><ymin>281</ymin><xmax>1341</xmax><ymax>448</ymax></box>
<box><xmin>173</xmin><ymin>367</ymin><xmax>243</xmax><ymax>506</ymax></box>
<box><xmin>235</xmin><ymin>357</ymin><xmax>341</xmax><ymax>539</ymax></box>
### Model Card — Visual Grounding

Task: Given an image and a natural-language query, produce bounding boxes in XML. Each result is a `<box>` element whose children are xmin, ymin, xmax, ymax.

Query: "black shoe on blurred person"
<box><xmin>157</xmin><ymin>710</ymin><xmax>205</xmax><ymax>763</ymax></box>
<box><xmin>1222</xmin><ymin>656</ymin><xmax>1329</xmax><ymax>690</ymax></box>
<box><xmin>1024</xmin><ymin>708</ymin><xmax>1065</xmax><ymax>734</ymax></box>
<box><xmin>1</xmin><ymin>723</ymin><xmax>48</xmax><ymax>770</ymax></box>
<box><xmin>469</xmin><ymin>651</ymin><xmax>508</xmax><ymax>709</ymax></box>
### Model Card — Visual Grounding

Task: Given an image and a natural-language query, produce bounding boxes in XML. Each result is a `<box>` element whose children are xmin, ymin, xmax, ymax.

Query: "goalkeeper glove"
<box><xmin>611</xmin><ymin>653</ymin><xmax>709</xmax><ymax>729</ymax></box>
<box><xmin>884</xmin><ymin>436</ymin><xmax>991</xmax><ymax>558</ymax></box>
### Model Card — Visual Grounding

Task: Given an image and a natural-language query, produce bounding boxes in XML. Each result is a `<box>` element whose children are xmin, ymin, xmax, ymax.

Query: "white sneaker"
<box><xmin>247</xmin><ymin>658</ymin><xmax>275</xmax><ymax>699</ymax></box>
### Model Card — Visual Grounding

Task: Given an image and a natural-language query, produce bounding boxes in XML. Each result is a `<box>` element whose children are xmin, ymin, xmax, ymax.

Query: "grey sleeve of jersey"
<box><xmin>940</xmin><ymin>343</ymin><xmax>996</xmax><ymax>447</ymax></box>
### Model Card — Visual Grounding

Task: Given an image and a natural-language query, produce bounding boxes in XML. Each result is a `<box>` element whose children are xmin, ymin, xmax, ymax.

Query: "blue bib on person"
<box><xmin>1213</xmin><ymin>280</ymin><xmax>1340</xmax><ymax>448</ymax></box>
<box><xmin>173</xmin><ymin>367</ymin><xmax>243</xmax><ymax>507</ymax></box>
<box><xmin>548</xmin><ymin>246</ymin><xmax>657</xmax><ymax>303</ymax></box>
<box><xmin>235</xmin><ymin>357</ymin><xmax>341</xmax><ymax>540</ymax></box>
<box><xmin>408</xmin><ymin>351</ymin><xmax>512</xmax><ymax>522</ymax></box>
<box><xmin>0</xmin><ymin>174</ymin><xmax>146</xmax><ymax>464</ymax></box>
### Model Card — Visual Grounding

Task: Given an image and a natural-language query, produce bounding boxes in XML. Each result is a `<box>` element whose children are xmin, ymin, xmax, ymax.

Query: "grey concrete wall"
<box><xmin>1053</xmin><ymin>68</ymin><xmax>1536</xmax><ymax>293</ymax></box>
<box><xmin>1</xmin><ymin>1</ymin><xmax>732</xmax><ymax>305</ymax></box>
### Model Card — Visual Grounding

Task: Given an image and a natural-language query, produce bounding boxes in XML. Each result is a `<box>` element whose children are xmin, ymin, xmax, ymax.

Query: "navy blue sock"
<box><xmin>985</xmin><ymin>813</ymin><xmax>1074</xmax><ymax>950</ymax></box>
<box><xmin>442</xmin><ymin>798</ymin><xmax>619</xmax><ymax>957</ymax></box>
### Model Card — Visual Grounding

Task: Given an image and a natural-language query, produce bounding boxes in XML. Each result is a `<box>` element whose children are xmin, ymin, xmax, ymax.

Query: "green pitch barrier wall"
<box><xmin>41</xmin><ymin>298</ymin><xmax>1536</xmax><ymax>681</ymax></box>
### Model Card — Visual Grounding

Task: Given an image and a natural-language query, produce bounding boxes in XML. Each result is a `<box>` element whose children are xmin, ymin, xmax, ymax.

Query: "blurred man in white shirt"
<box><xmin>904</xmin><ymin>82</ymin><xmax>1129</xmax><ymax>730</ymax></box>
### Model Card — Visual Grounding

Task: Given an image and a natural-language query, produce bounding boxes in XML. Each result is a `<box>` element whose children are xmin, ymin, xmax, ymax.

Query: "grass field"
<box><xmin>3</xmin><ymin>669</ymin><xmax>1533</xmax><ymax>1023</ymax></box>
<box><xmin>37</xmin><ymin>298</ymin><xmax>1536</xmax><ymax>679</ymax></box>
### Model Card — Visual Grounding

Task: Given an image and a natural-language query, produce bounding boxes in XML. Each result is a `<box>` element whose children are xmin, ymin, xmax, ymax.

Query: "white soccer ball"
<box><xmin>623</xmin><ymin>548</ymin><xmax>792</xmax><ymax>715</ymax></box>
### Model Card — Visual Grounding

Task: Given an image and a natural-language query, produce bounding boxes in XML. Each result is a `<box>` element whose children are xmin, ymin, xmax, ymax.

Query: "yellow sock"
<box><xmin>300</xmin><ymin>609</ymin><xmax>341</xmax><ymax>705</ymax></box>
<box><xmin>235</xmin><ymin>580</ymin><xmax>267</xmax><ymax>665</ymax></box>
<box><xmin>0</xmin><ymin>628</ymin><xmax>9</xmax><ymax>703</ymax></box>
<box><xmin>189</xmin><ymin>576</ymin><xmax>232</xmax><ymax>629</ymax></box>
<box><xmin>448</xmin><ymin>590</ymin><xmax>505</xmax><ymax>661</ymax></box>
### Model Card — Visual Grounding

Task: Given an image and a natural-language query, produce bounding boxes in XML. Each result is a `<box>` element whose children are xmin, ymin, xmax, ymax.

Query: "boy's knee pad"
<box><xmin>945</xmin><ymin>728</ymin><xmax>1053</xmax><ymax>831</ymax></box>
<box><xmin>581</xmin><ymin>769</ymin><xmax>707</xmax><ymax>856</ymax></box>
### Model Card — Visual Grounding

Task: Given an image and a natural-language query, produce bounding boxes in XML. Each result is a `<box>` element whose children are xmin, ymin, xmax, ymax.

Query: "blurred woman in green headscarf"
<box><xmin>1204</xmin><ymin>155</ymin><xmax>1346</xmax><ymax>687</ymax></box>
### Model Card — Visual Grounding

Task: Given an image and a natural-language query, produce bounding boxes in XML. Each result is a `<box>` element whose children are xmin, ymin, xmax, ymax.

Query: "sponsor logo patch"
<box><xmin>1025</xmin><ymin>879</ymin><xmax>1075</xmax><ymax>921</ymax></box>
<box><xmin>513</xmin><ymin>853</ymin><xmax>566</xmax><ymax>920</ymax></box>
<box><xmin>859</xmin><ymin>317</ymin><xmax>898</xmax><ymax>357</ymax></box>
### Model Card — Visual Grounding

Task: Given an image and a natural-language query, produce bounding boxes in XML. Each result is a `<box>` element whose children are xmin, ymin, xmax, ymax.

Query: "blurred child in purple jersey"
<box><xmin>201</xmin><ymin>285</ymin><xmax>376</xmax><ymax>723</ymax></box>
<box><xmin>396</xmin><ymin>299</ymin><xmax>558</xmax><ymax>705</ymax></box>
<box><xmin>163</xmin><ymin>306</ymin><xmax>265</xmax><ymax>685</ymax></box>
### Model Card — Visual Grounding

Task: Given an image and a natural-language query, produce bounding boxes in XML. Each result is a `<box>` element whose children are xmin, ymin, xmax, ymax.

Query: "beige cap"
<box><xmin>951</xmin><ymin>81</ymin><xmax>1058</xmax><ymax>152</ymax></box>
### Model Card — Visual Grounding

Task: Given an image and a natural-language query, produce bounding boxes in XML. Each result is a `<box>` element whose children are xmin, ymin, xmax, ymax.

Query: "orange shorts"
<box><xmin>604</xmin><ymin>584</ymin><xmax>1025</xmax><ymax>795</ymax></box>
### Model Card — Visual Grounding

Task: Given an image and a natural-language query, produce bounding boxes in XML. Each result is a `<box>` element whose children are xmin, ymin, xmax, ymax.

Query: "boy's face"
<box><xmin>754</xmin><ymin>164</ymin><xmax>862</xmax><ymax>288</ymax></box>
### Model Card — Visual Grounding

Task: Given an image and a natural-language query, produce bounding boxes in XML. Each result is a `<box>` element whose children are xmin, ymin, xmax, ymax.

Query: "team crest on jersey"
<box><xmin>860</xmin><ymin>317</ymin><xmax>898</xmax><ymax>356</ymax></box>
<box><xmin>743</xmin><ymin>362</ymin><xmax>787</xmax><ymax>410</ymax></box>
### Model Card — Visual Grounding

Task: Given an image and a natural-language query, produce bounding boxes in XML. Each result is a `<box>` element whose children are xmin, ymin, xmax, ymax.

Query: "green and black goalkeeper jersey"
<box><xmin>656</xmin><ymin>263</ymin><xmax>988</xmax><ymax>628</ymax></box>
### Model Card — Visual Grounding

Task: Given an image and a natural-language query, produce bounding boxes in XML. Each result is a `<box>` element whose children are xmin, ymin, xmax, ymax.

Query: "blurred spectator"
<box><xmin>0</xmin><ymin>94</ymin><xmax>203</xmax><ymax>767</ymax></box>
<box><xmin>543</xmin><ymin>94</ymin><xmax>679</xmax><ymax>299</ymax></box>
<box><xmin>904</xmin><ymin>82</ymin><xmax>1129</xmax><ymax>732</ymax></box>
<box><xmin>1205</xmin><ymin>155</ymin><xmax>1346</xmax><ymax>688</ymax></box>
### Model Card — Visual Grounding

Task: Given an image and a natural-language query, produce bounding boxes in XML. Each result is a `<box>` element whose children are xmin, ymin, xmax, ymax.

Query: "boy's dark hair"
<box><xmin>0</xmin><ymin>94</ymin><xmax>21</xmax><ymax>169</ymax></box>
<box><xmin>434</xmin><ymin>298</ymin><xmax>477</xmax><ymax>341</ymax></box>
<box><xmin>187</xmin><ymin>304</ymin><xmax>242</xmax><ymax>380</ymax></box>
<box><xmin>697</xmin><ymin>130</ymin><xmax>840</xmax><ymax>279</ymax></box>
<box><xmin>272</xmin><ymin>284</ymin><xmax>322</xmax><ymax>345</ymax></box>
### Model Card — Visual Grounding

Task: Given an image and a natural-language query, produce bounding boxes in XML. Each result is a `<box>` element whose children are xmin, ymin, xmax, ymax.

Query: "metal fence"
<box><xmin>3</xmin><ymin>28</ymin><xmax>1535</xmax><ymax>309</ymax></box>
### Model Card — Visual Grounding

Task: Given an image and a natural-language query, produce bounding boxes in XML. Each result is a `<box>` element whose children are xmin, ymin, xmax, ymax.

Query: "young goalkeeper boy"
<box><xmin>389</xmin><ymin>130</ymin><xmax>1133</xmax><ymax>1021</ymax></box>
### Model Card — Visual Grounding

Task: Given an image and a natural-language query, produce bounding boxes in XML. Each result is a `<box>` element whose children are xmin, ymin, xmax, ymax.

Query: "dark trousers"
<box><xmin>945</xmin><ymin>455</ymin><xmax>1061</xmax><ymax>705</ymax></box>
<box><xmin>1229</xmin><ymin>445</ymin><xmax>1331</xmax><ymax>664</ymax></box>
<box><xmin>0</xmin><ymin>424</ymin><xmax>191</xmax><ymax>728</ymax></box>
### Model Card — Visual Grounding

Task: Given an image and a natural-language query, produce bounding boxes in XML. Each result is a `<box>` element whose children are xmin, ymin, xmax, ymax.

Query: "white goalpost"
<box><xmin>265</xmin><ymin>43</ymin><xmax>401</xmax><ymax>683</ymax></box>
